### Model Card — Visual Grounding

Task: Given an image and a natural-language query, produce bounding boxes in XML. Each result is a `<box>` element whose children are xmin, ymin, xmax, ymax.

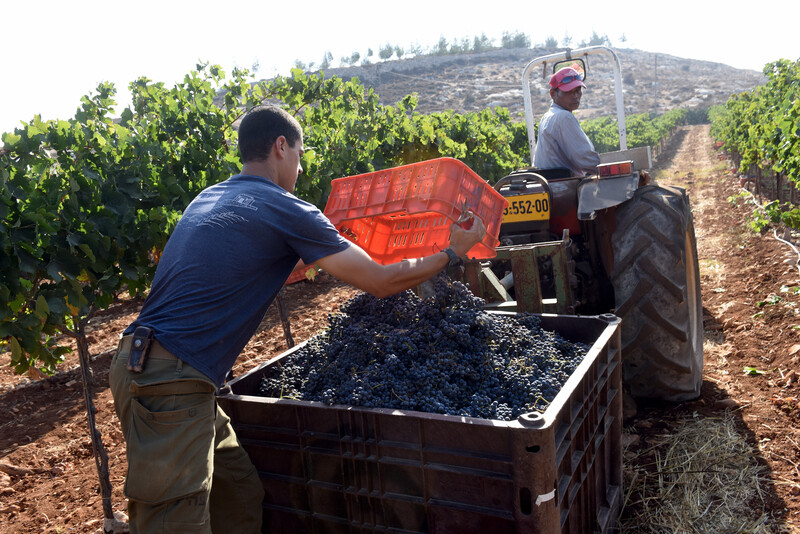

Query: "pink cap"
<box><xmin>549</xmin><ymin>67</ymin><xmax>586</xmax><ymax>92</ymax></box>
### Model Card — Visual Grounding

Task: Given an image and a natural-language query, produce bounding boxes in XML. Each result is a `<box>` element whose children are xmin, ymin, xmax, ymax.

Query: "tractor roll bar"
<box><xmin>522</xmin><ymin>45</ymin><xmax>628</xmax><ymax>162</ymax></box>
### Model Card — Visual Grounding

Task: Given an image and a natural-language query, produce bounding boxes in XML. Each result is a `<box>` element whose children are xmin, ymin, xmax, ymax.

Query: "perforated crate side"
<box><xmin>324</xmin><ymin>159</ymin><xmax>470</xmax><ymax>222</ymax></box>
<box><xmin>540</xmin><ymin>314</ymin><xmax>623</xmax><ymax>533</ymax></box>
<box><xmin>337</xmin><ymin>212</ymin><xmax>457</xmax><ymax>265</ymax></box>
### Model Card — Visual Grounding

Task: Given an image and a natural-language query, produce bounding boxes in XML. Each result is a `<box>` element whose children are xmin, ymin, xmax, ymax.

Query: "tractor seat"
<box><xmin>529</xmin><ymin>167</ymin><xmax>573</xmax><ymax>181</ymax></box>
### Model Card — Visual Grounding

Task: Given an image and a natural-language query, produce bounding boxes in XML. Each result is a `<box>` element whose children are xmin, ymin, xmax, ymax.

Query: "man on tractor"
<box><xmin>532</xmin><ymin>66</ymin><xmax>600</xmax><ymax>176</ymax></box>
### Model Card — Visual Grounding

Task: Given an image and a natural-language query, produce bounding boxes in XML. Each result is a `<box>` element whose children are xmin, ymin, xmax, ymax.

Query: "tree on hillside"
<box><xmin>501</xmin><ymin>31</ymin><xmax>531</xmax><ymax>49</ymax></box>
<box><xmin>449</xmin><ymin>38</ymin><xmax>471</xmax><ymax>54</ymax></box>
<box><xmin>433</xmin><ymin>36</ymin><xmax>449</xmax><ymax>55</ymax></box>
<box><xmin>473</xmin><ymin>34</ymin><xmax>493</xmax><ymax>52</ymax></box>
<box><xmin>320</xmin><ymin>51</ymin><xmax>333</xmax><ymax>69</ymax></box>
<box><xmin>581</xmin><ymin>31</ymin><xmax>611</xmax><ymax>47</ymax></box>
<box><xmin>544</xmin><ymin>36</ymin><xmax>558</xmax><ymax>48</ymax></box>
<box><xmin>342</xmin><ymin>51</ymin><xmax>360</xmax><ymax>66</ymax></box>
<box><xmin>362</xmin><ymin>48</ymin><xmax>374</xmax><ymax>66</ymax></box>
<box><xmin>407</xmin><ymin>43</ymin><xmax>424</xmax><ymax>56</ymax></box>
<box><xmin>379</xmin><ymin>43</ymin><xmax>394</xmax><ymax>60</ymax></box>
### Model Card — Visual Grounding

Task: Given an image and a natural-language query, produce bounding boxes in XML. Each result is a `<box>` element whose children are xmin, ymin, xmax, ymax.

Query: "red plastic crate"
<box><xmin>323</xmin><ymin>158</ymin><xmax>509</xmax><ymax>264</ymax></box>
<box><xmin>284</xmin><ymin>265</ymin><xmax>308</xmax><ymax>285</ymax></box>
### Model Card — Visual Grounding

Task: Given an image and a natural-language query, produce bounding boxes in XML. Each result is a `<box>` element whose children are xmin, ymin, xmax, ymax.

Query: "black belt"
<box><xmin>118</xmin><ymin>335</ymin><xmax>217</xmax><ymax>394</ymax></box>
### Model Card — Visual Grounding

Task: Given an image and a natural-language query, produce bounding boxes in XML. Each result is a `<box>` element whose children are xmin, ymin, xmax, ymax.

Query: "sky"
<box><xmin>2</xmin><ymin>0</ymin><xmax>799</xmax><ymax>135</ymax></box>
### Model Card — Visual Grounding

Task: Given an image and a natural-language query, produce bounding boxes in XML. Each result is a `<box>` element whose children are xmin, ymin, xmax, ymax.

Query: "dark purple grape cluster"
<box><xmin>258</xmin><ymin>274</ymin><xmax>588</xmax><ymax>421</ymax></box>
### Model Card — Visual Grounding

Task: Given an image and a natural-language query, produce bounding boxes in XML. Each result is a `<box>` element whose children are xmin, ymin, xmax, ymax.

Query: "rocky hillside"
<box><xmin>315</xmin><ymin>47</ymin><xmax>766</xmax><ymax>120</ymax></box>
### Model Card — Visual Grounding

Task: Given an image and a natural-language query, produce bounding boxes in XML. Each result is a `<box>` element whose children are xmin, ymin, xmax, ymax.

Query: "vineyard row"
<box><xmin>709</xmin><ymin>59</ymin><xmax>800</xmax><ymax>230</ymax></box>
<box><xmin>1</xmin><ymin>65</ymin><xmax>687</xmax><ymax>374</ymax></box>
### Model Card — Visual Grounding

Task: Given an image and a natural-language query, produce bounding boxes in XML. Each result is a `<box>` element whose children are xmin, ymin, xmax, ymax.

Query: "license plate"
<box><xmin>502</xmin><ymin>192</ymin><xmax>550</xmax><ymax>223</ymax></box>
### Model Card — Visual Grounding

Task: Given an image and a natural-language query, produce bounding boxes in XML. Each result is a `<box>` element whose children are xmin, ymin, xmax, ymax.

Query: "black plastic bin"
<box><xmin>217</xmin><ymin>313</ymin><xmax>623</xmax><ymax>533</ymax></box>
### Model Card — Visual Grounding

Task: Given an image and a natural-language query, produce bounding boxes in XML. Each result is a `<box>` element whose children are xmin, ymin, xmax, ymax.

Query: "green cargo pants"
<box><xmin>110</xmin><ymin>336</ymin><xmax>264</xmax><ymax>533</ymax></box>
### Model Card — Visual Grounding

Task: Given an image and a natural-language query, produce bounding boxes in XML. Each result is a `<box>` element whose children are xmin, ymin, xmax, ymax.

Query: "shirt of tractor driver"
<box><xmin>533</xmin><ymin>102</ymin><xmax>600</xmax><ymax>176</ymax></box>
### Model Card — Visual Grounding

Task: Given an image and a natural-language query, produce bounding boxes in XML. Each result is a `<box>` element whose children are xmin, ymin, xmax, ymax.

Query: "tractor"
<box><xmin>462</xmin><ymin>46</ymin><xmax>703</xmax><ymax>402</ymax></box>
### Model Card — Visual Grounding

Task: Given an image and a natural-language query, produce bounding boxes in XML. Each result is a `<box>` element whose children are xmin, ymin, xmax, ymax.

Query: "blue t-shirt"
<box><xmin>126</xmin><ymin>174</ymin><xmax>350</xmax><ymax>386</ymax></box>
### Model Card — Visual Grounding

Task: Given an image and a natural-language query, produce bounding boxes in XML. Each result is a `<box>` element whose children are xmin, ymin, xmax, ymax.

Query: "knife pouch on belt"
<box><xmin>127</xmin><ymin>326</ymin><xmax>154</xmax><ymax>373</ymax></box>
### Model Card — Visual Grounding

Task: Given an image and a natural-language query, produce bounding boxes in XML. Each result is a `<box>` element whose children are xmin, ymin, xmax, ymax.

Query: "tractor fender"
<box><xmin>576</xmin><ymin>173</ymin><xmax>640</xmax><ymax>221</ymax></box>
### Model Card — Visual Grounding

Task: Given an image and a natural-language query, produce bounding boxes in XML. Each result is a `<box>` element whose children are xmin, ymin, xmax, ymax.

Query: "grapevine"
<box><xmin>259</xmin><ymin>274</ymin><xmax>589</xmax><ymax>421</ymax></box>
<box><xmin>582</xmin><ymin>109</ymin><xmax>687</xmax><ymax>153</ymax></box>
<box><xmin>709</xmin><ymin>59</ymin><xmax>800</xmax><ymax>230</ymax></box>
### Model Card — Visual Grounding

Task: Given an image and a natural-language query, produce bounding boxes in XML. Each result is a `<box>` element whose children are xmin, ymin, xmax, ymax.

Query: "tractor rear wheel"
<box><xmin>611</xmin><ymin>184</ymin><xmax>703</xmax><ymax>401</ymax></box>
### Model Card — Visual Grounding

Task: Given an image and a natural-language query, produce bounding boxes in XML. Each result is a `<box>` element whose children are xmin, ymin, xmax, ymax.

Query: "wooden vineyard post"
<box><xmin>276</xmin><ymin>288</ymin><xmax>295</xmax><ymax>349</ymax></box>
<box><xmin>75</xmin><ymin>319</ymin><xmax>115</xmax><ymax>526</ymax></box>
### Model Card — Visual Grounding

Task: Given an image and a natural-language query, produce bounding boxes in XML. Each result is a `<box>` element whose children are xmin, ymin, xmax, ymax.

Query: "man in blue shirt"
<box><xmin>532</xmin><ymin>67</ymin><xmax>601</xmax><ymax>176</ymax></box>
<box><xmin>109</xmin><ymin>105</ymin><xmax>486</xmax><ymax>533</ymax></box>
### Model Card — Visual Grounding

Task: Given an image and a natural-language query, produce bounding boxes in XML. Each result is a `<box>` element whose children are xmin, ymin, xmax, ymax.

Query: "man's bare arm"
<box><xmin>315</xmin><ymin>216</ymin><xmax>486</xmax><ymax>298</ymax></box>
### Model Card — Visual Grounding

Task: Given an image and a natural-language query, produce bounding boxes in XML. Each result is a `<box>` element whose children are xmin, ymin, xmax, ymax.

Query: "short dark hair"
<box><xmin>238</xmin><ymin>105</ymin><xmax>303</xmax><ymax>163</ymax></box>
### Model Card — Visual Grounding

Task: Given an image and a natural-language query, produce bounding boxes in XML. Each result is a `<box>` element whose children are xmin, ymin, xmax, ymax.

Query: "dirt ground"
<box><xmin>2</xmin><ymin>124</ymin><xmax>800</xmax><ymax>533</ymax></box>
<box><xmin>621</xmin><ymin>125</ymin><xmax>800</xmax><ymax>532</ymax></box>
